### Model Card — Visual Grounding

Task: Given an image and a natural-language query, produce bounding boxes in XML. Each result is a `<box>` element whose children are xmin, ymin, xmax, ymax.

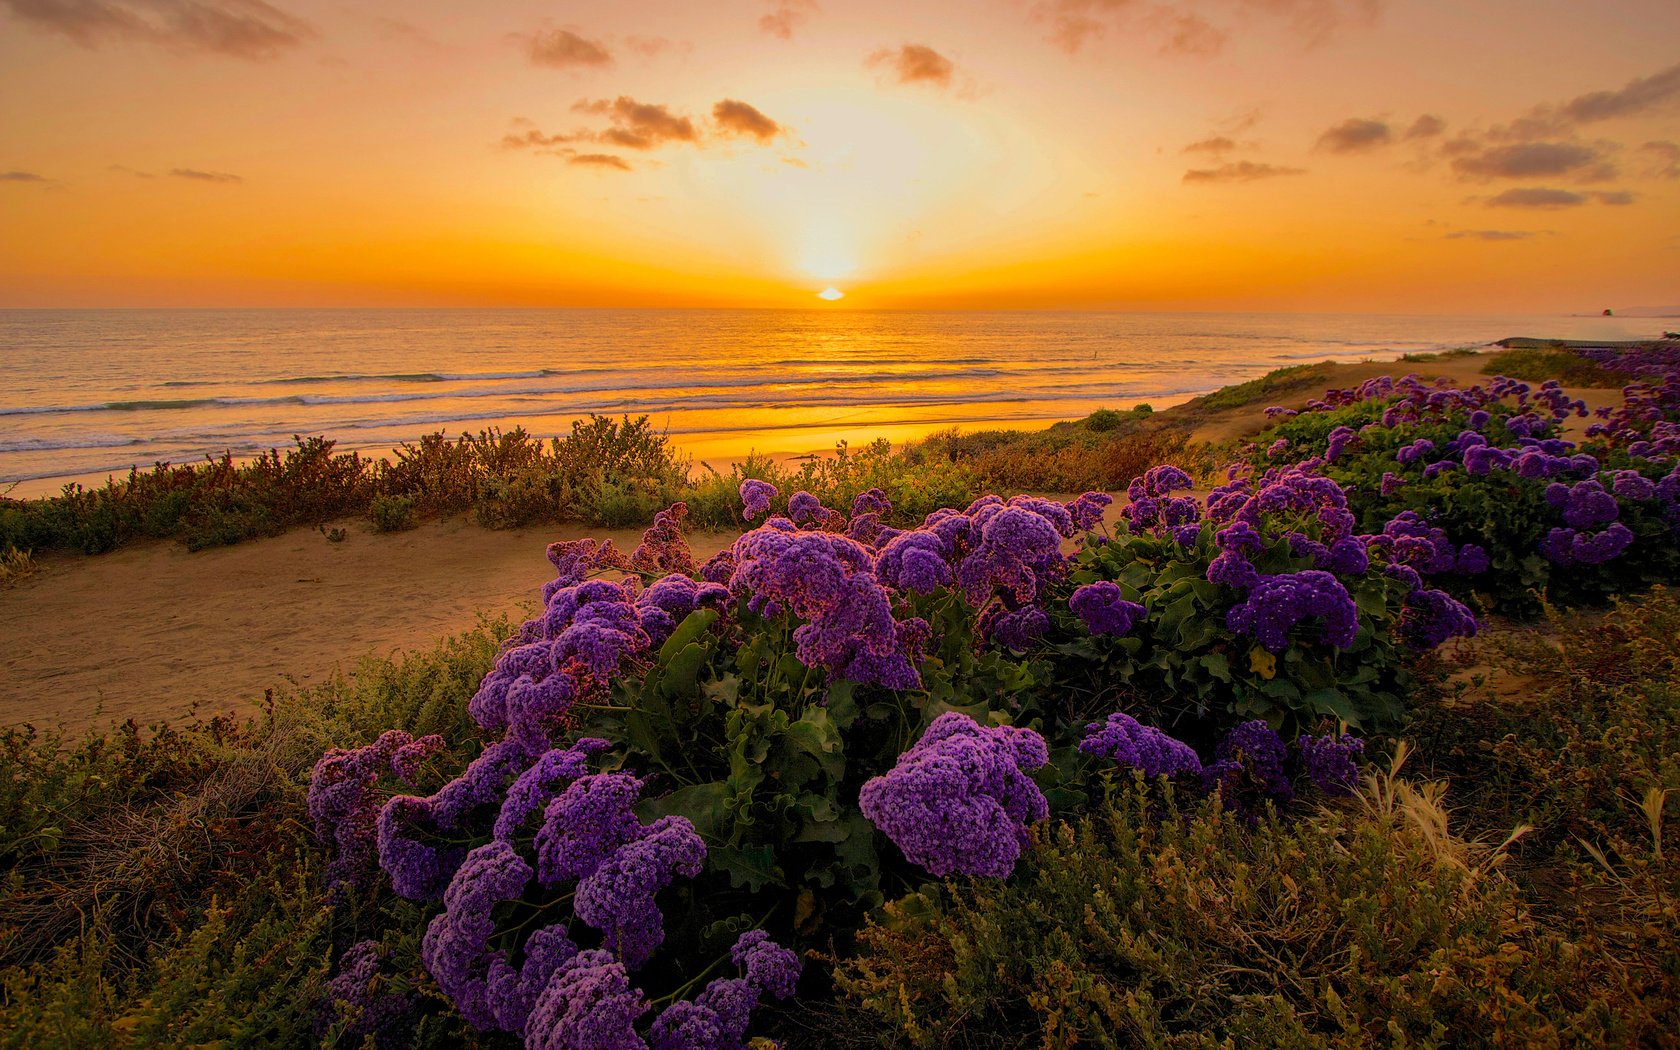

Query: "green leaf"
<box><xmin>712</xmin><ymin>844</ymin><xmax>780</xmax><ymax>891</ymax></box>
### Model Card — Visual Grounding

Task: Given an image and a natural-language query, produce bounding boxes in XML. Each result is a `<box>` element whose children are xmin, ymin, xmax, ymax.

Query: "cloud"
<box><xmin>1182</xmin><ymin>136</ymin><xmax>1237</xmax><ymax>155</ymax></box>
<box><xmin>569</xmin><ymin>153</ymin><xmax>631</xmax><ymax>171</ymax></box>
<box><xmin>1</xmin><ymin>170</ymin><xmax>47</xmax><ymax>182</ymax></box>
<box><xmin>572</xmin><ymin>97</ymin><xmax>698</xmax><ymax>150</ymax></box>
<box><xmin>1033</xmin><ymin>0</ymin><xmax>1381</xmax><ymax>57</ymax></box>
<box><xmin>1182</xmin><ymin>161</ymin><xmax>1305</xmax><ymax>184</ymax></box>
<box><xmin>524</xmin><ymin>27</ymin><xmax>612</xmax><ymax>69</ymax></box>
<box><xmin>712</xmin><ymin>99</ymin><xmax>782</xmax><ymax>142</ymax></box>
<box><xmin>1451</xmin><ymin>141</ymin><xmax>1614</xmax><ymax>182</ymax></box>
<box><xmin>867</xmin><ymin>44</ymin><xmax>955</xmax><ymax>87</ymax></box>
<box><xmin>1561</xmin><ymin>62</ymin><xmax>1680</xmax><ymax>124</ymax></box>
<box><xmin>623</xmin><ymin>35</ymin><xmax>677</xmax><ymax>59</ymax></box>
<box><xmin>1404</xmin><ymin>114</ymin><xmax>1445</xmax><ymax>139</ymax></box>
<box><xmin>1445</xmin><ymin>229</ymin><xmax>1535</xmax><ymax>241</ymax></box>
<box><xmin>1315</xmin><ymin>117</ymin><xmax>1391</xmax><ymax>153</ymax></box>
<box><xmin>0</xmin><ymin>0</ymin><xmax>316</xmax><ymax>59</ymax></box>
<box><xmin>1484</xmin><ymin>187</ymin><xmax>1583</xmax><ymax>208</ymax></box>
<box><xmin>759</xmin><ymin>0</ymin><xmax>816</xmax><ymax>40</ymax></box>
<box><xmin>1479</xmin><ymin>186</ymin><xmax>1632</xmax><ymax>208</ymax></box>
<box><xmin>169</xmin><ymin>167</ymin><xmax>242</xmax><ymax>183</ymax></box>
<box><xmin>1639</xmin><ymin>140</ymin><xmax>1680</xmax><ymax>179</ymax></box>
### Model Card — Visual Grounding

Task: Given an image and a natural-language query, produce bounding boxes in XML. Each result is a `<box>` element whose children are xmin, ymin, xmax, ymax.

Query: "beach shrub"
<box><xmin>1251</xmin><ymin>372</ymin><xmax>1680</xmax><ymax>615</ymax></box>
<box><xmin>370</xmin><ymin>493</ymin><xmax>419</xmax><ymax>533</ymax></box>
<box><xmin>1482</xmin><ymin>346</ymin><xmax>1633</xmax><ymax>387</ymax></box>
<box><xmin>0</xmin><ymin>545</ymin><xmax>36</xmax><ymax>586</ymax></box>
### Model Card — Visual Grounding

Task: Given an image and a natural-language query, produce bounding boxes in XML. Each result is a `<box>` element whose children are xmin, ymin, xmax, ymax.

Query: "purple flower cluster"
<box><xmin>1225</xmin><ymin>570</ymin><xmax>1358</xmax><ymax>653</ymax></box>
<box><xmin>320</xmin><ymin>940</ymin><xmax>409</xmax><ymax>1041</ymax></box>
<box><xmin>309</xmin><ymin>729</ymin><xmax>437</xmax><ymax>891</ymax></box>
<box><xmin>1122</xmin><ymin>465</ymin><xmax>1201</xmax><ymax>537</ymax></box>
<box><xmin>1299</xmin><ymin>733</ymin><xmax>1364</xmax><ymax>795</ymax></box>
<box><xmin>739</xmin><ymin>480</ymin><xmax>777</xmax><ymax>521</ymax></box>
<box><xmin>1079</xmin><ymin>712</ymin><xmax>1201</xmax><ymax>779</ymax></box>
<box><xmin>1068</xmin><ymin>581</ymin><xmax>1146</xmax><ymax>636</ymax></box>
<box><xmin>629</xmin><ymin>502</ymin><xmax>695</xmax><ymax>575</ymax></box>
<box><xmin>859</xmin><ymin>712</ymin><xmax>1049</xmax><ymax>878</ymax></box>
<box><xmin>1203</xmin><ymin>720</ymin><xmax>1294</xmax><ymax>808</ymax></box>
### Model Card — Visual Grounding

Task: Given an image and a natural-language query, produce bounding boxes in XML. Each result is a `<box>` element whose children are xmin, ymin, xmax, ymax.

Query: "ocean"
<box><xmin>0</xmin><ymin>308</ymin><xmax>1657</xmax><ymax>497</ymax></box>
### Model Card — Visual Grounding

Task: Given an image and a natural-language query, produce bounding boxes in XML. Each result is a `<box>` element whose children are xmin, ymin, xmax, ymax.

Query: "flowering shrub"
<box><xmin>307</xmin><ymin>456</ymin><xmax>1486</xmax><ymax>1042</ymax></box>
<box><xmin>1253</xmin><ymin>371</ymin><xmax>1680</xmax><ymax>614</ymax></box>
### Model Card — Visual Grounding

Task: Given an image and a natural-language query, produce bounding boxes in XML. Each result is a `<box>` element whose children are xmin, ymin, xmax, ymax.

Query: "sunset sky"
<box><xmin>2</xmin><ymin>0</ymin><xmax>1677</xmax><ymax>312</ymax></box>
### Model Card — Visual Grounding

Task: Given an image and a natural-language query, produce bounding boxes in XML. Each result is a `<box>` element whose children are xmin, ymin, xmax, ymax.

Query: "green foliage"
<box><xmin>1180</xmin><ymin>363</ymin><xmax>1334</xmax><ymax>415</ymax></box>
<box><xmin>827</xmin><ymin>781</ymin><xmax>1673</xmax><ymax>1048</ymax></box>
<box><xmin>369</xmin><ymin>493</ymin><xmax>419</xmax><ymax>533</ymax></box>
<box><xmin>1483</xmin><ymin>346</ymin><xmax>1634</xmax><ymax>387</ymax></box>
<box><xmin>1056</xmin><ymin>526</ymin><xmax>1414</xmax><ymax>735</ymax></box>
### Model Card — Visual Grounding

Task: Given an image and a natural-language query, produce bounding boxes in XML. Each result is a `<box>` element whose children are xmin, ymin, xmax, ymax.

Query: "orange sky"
<box><xmin>1</xmin><ymin>0</ymin><xmax>1677</xmax><ymax>313</ymax></box>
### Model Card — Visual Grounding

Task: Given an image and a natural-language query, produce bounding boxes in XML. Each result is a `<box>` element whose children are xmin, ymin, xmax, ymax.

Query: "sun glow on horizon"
<box><xmin>817</xmin><ymin>287</ymin><xmax>845</xmax><ymax>301</ymax></box>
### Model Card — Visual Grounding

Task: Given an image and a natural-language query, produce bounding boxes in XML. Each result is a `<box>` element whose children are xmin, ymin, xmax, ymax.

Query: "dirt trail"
<box><xmin>0</xmin><ymin>517</ymin><xmax>732</xmax><ymax>732</ymax></box>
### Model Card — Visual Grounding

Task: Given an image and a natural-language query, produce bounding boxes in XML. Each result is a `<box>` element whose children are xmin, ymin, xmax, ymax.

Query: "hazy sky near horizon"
<box><xmin>2</xmin><ymin>0</ymin><xmax>1677</xmax><ymax>312</ymax></box>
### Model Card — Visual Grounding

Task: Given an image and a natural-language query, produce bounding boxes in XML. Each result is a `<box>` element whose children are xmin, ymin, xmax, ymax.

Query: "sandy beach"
<box><xmin>0</xmin><ymin>350</ymin><xmax>1621</xmax><ymax>733</ymax></box>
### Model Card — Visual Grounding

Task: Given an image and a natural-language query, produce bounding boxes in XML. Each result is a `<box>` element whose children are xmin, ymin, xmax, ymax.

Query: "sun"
<box><xmin>817</xmin><ymin>287</ymin><xmax>845</xmax><ymax>301</ymax></box>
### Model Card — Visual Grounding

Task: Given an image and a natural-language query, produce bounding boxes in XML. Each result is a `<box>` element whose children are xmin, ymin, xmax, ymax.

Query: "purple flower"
<box><xmin>485</xmin><ymin>926</ymin><xmax>579</xmax><ymax>1033</ymax></box>
<box><xmin>1612</xmin><ymin>471</ymin><xmax>1656</xmax><ymax>501</ymax></box>
<box><xmin>957</xmin><ymin>505</ymin><xmax>1066</xmax><ymax>605</ymax></box>
<box><xmin>421</xmin><ymin>840</ymin><xmax>534</xmax><ymax>1031</ymax></box>
<box><xmin>377</xmin><ymin>794</ymin><xmax>464</xmax><ymax>901</ymax></box>
<box><xmin>1397</xmin><ymin>587</ymin><xmax>1479</xmax><ymax>650</ymax></box>
<box><xmin>980</xmin><ymin>602</ymin><xmax>1050</xmax><ymax>651</ymax></box>
<box><xmin>1066</xmin><ymin>491</ymin><xmax>1113</xmax><ymax>531</ymax></box>
<box><xmin>494</xmin><ymin>738</ymin><xmax>611</xmax><ymax>842</ymax></box>
<box><xmin>1207</xmin><ymin>550</ymin><xmax>1260</xmax><ymax>589</ymax></box>
<box><xmin>535</xmin><ymin>773</ymin><xmax>647</xmax><ymax>888</ymax></box>
<box><xmin>629</xmin><ymin>503</ymin><xmax>695</xmax><ymax>575</ymax></box>
<box><xmin>1299</xmin><ymin>734</ymin><xmax>1364</xmax><ymax>796</ymax></box>
<box><xmin>730</xmin><ymin>930</ymin><xmax>801</xmax><ymax>1000</ymax></box>
<box><xmin>787</xmin><ymin>490</ymin><xmax>824</xmax><ymax>524</ymax></box>
<box><xmin>859</xmin><ymin>712</ymin><xmax>1049</xmax><ymax>879</ymax></box>
<box><xmin>1225</xmin><ymin>571</ymin><xmax>1358</xmax><ymax>653</ymax></box>
<box><xmin>391</xmin><ymin>734</ymin><xmax>445</xmax><ymax>787</ymax></box>
<box><xmin>875</xmin><ymin>530</ymin><xmax>952</xmax><ymax>594</ymax></box>
<box><xmin>851</xmin><ymin>487</ymin><xmax>892</xmax><ymax>518</ymax></box>
<box><xmin>1079</xmin><ymin>712</ymin><xmax>1201</xmax><ymax>779</ymax></box>
<box><xmin>739</xmin><ymin>480</ymin><xmax>777</xmax><ymax>521</ymax></box>
<box><xmin>524</xmin><ymin>950</ymin><xmax>649</xmax><ymax>1050</ymax></box>
<box><xmin>1561</xmin><ymin>479</ymin><xmax>1620</xmax><ymax>530</ymax></box>
<box><xmin>1069</xmin><ymin>582</ymin><xmax>1146</xmax><ymax>637</ymax></box>
<box><xmin>575</xmin><ymin>816</ymin><xmax>706</xmax><ymax>969</ymax></box>
<box><xmin>1205</xmin><ymin>721</ymin><xmax>1293</xmax><ymax>807</ymax></box>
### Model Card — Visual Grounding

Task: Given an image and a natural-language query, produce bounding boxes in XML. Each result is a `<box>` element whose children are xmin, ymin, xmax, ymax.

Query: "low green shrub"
<box><xmin>1483</xmin><ymin>347</ymin><xmax>1634</xmax><ymax>387</ymax></box>
<box><xmin>828</xmin><ymin>779</ymin><xmax>1672</xmax><ymax>1048</ymax></box>
<box><xmin>369</xmin><ymin>493</ymin><xmax>419</xmax><ymax>533</ymax></box>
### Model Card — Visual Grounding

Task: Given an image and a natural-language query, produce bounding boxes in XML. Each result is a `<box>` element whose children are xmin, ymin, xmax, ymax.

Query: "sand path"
<box><xmin>0</xmin><ymin>518</ymin><xmax>733</xmax><ymax>733</ymax></box>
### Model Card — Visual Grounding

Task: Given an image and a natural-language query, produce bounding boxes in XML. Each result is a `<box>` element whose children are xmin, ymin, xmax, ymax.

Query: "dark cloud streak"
<box><xmin>712</xmin><ymin>100</ymin><xmax>782</xmax><ymax>142</ymax></box>
<box><xmin>866</xmin><ymin>44</ymin><xmax>956</xmax><ymax>87</ymax></box>
<box><xmin>1315</xmin><ymin>117</ymin><xmax>1391</xmax><ymax>153</ymax></box>
<box><xmin>1182</xmin><ymin>161</ymin><xmax>1305</xmax><ymax>183</ymax></box>
<box><xmin>0</xmin><ymin>0</ymin><xmax>316</xmax><ymax>59</ymax></box>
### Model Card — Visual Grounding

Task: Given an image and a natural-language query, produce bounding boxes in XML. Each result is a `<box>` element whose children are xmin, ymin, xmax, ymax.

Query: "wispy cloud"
<box><xmin>866</xmin><ymin>44</ymin><xmax>956</xmax><ymax>88</ymax></box>
<box><xmin>759</xmin><ymin>0</ymin><xmax>817</xmax><ymax>40</ymax></box>
<box><xmin>1033</xmin><ymin>0</ymin><xmax>1381</xmax><ymax>58</ymax></box>
<box><xmin>1183</xmin><ymin>161</ymin><xmax>1305</xmax><ymax>184</ymax></box>
<box><xmin>1</xmin><ymin>170</ymin><xmax>47</xmax><ymax>182</ymax></box>
<box><xmin>1445</xmin><ymin>229</ymin><xmax>1535</xmax><ymax>241</ymax></box>
<box><xmin>1315</xmin><ymin>117</ymin><xmax>1391</xmax><ymax>153</ymax></box>
<box><xmin>0</xmin><ymin>0</ymin><xmax>316</xmax><ymax>60</ymax></box>
<box><xmin>712</xmin><ymin>99</ymin><xmax>783</xmax><ymax>142</ymax></box>
<box><xmin>1403</xmin><ymin>114</ymin><xmax>1446</xmax><ymax>140</ymax></box>
<box><xmin>524</xmin><ymin>27</ymin><xmax>612</xmax><ymax>69</ymax></box>
<box><xmin>1639</xmin><ymin>140</ymin><xmax>1680</xmax><ymax>180</ymax></box>
<box><xmin>1450</xmin><ymin>141</ymin><xmax>1614</xmax><ymax>182</ymax></box>
<box><xmin>1481</xmin><ymin>186</ymin><xmax>1631</xmax><ymax>208</ymax></box>
<box><xmin>569</xmin><ymin>153</ymin><xmax>631</xmax><ymax>171</ymax></box>
<box><xmin>1182</xmin><ymin>136</ymin><xmax>1237</xmax><ymax>155</ymax></box>
<box><xmin>169</xmin><ymin>167</ymin><xmax>242</xmax><ymax>183</ymax></box>
<box><xmin>1561</xmin><ymin>62</ymin><xmax>1680</xmax><ymax>124</ymax></box>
